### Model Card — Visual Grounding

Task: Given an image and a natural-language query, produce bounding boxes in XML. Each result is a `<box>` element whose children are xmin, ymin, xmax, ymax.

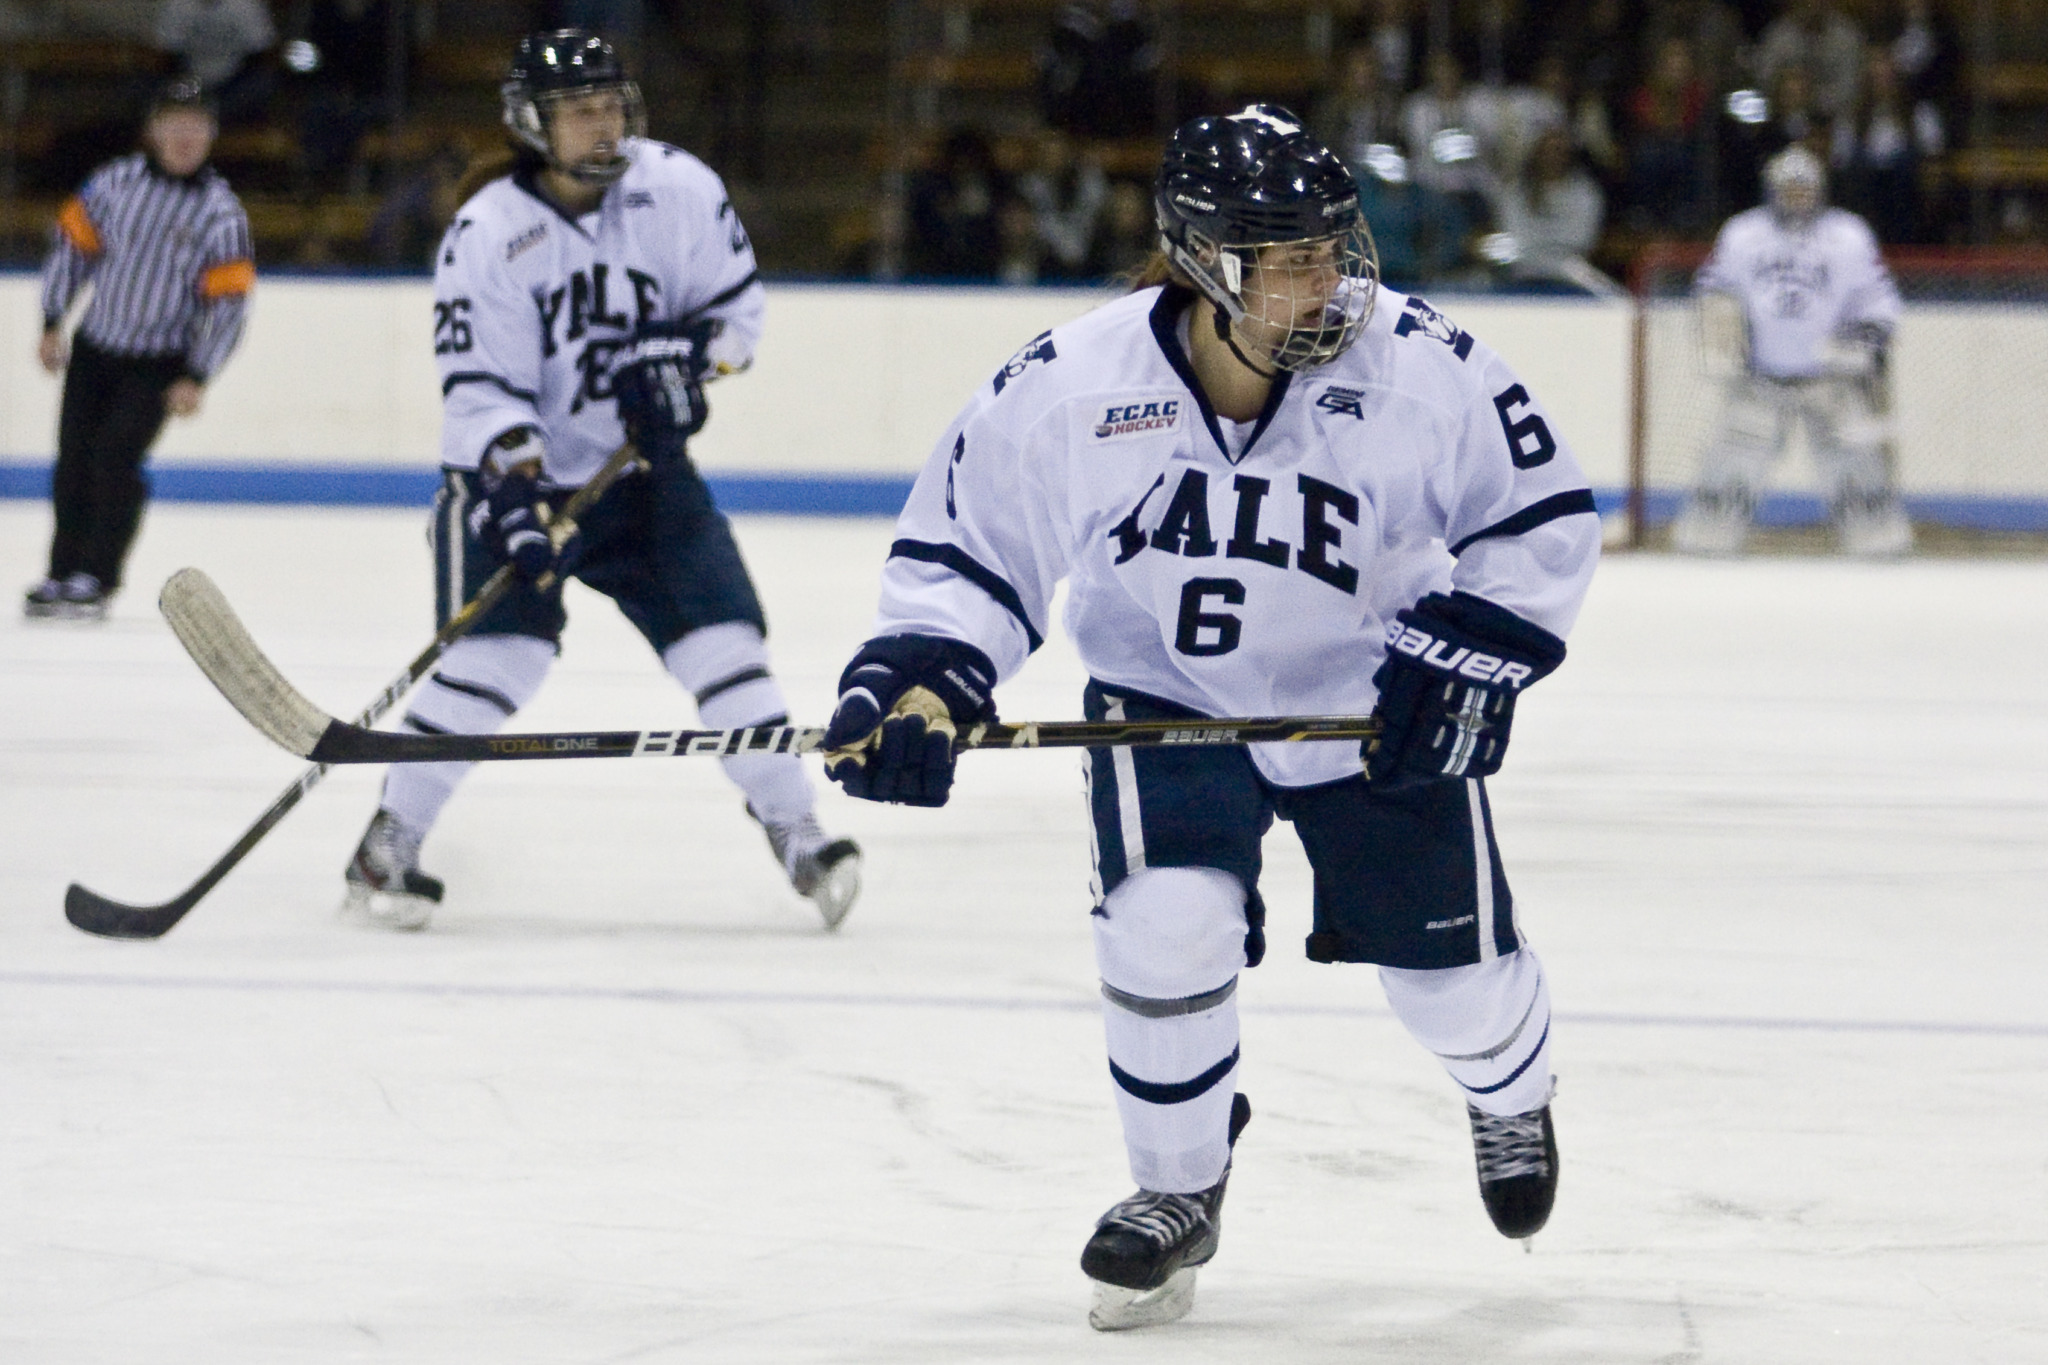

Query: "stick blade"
<box><xmin>160</xmin><ymin>567</ymin><xmax>333</xmax><ymax>759</ymax></box>
<box><xmin>64</xmin><ymin>881</ymin><xmax>190</xmax><ymax>939</ymax></box>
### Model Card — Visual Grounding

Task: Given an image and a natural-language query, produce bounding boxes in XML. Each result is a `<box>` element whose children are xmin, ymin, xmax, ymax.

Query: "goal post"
<box><xmin>1626</xmin><ymin>243</ymin><xmax>2048</xmax><ymax>551</ymax></box>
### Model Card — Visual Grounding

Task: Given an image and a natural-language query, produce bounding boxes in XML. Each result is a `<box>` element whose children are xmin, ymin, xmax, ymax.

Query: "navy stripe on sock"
<box><xmin>1109</xmin><ymin>1045</ymin><xmax>1239</xmax><ymax>1106</ymax></box>
<box><xmin>695</xmin><ymin>666</ymin><xmax>770</xmax><ymax>707</ymax></box>
<box><xmin>430</xmin><ymin>672</ymin><xmax>518</xmax><ymax>716</ymax></box>
<box><xmin>1459</xmin><ymin>1015</ymin><xmax>1550</xmax><ymax>1096</ymax></box>
<box><xmin>401</xmin><ymin>714</ymin><xmax>450</xmax><ymax>736</ymax></box>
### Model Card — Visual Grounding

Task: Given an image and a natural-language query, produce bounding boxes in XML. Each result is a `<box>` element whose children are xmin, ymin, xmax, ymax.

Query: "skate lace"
<box><xmin>1470</xmin><ymin>1108</ymin><xmax>1548</xmax><ymax>1183</ymax></box>
<box><xmin>355</xmin><ymin>812</ymin><xmax>425</xmax><ymax>888</ymax></box>
<box><xmin>1098</xmin><ymin>1190</ymin><xmax>1210</xmax><ymax>1249</ymax></box>
<box><xmin>764</xmin><ymin>813</ymin><xmax>827</xmax><ymax>876</ymax></box>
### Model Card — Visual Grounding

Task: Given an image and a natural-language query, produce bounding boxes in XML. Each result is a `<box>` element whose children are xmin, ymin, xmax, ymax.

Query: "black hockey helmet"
<box><xmin>1156</xmin><ymin>104</ymin><xmax>1377</xmax><ymax>371</ymax></box>
<box><xmin>501</xmin><ymin>29</ymin><xmax>644</xmax><ymax>186</ymax></box>
<box><xmin>146</xmin><ymin>76</ymin><xmax>217</xmax><ymax>121</ymax></box>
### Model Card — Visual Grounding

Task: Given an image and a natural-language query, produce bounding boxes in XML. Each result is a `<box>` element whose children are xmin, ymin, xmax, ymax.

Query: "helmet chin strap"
<box><xmin>1214</xmin><ymin>306</ymin><xmax>1280</xmax><ymax>379</ymax></box>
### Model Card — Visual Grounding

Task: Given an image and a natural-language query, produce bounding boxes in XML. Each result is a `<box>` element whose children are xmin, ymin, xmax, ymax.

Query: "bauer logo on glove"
<box><xmin>1365</xmin><ymin>592</ymin><xmax>1565</xmax><ymax>790</ymax></box>
<box><xmin>1383</xmin><ymin>619</ymin><xmax>1539</xmax><ymax>689</ymax></box>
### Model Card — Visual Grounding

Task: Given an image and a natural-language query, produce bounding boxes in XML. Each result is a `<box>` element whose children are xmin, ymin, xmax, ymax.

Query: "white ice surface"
<box><xmin>3</xmin><ymin>501</ymin><xmax>2046</xmax><ymax>1363</ymax></box>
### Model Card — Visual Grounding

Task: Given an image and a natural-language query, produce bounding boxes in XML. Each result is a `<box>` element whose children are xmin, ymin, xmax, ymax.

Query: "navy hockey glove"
<box><xmin>611</xmin><ymin>319</ymin><xmax>717</xmax><ymax>456</ymax></box>
<box><xmin>1364</xmin><ymin>591</ymin><xmax>1566</xmax><ymax>790</ymax></box>
<box><xmin>465</xmin><ymin>429</ymin><xmax>573</xmax><ymax>581</ymax></box>
<box><xmin>822</xmin><ymin>634</ymin><xmax>998</xmax><ymax>807</ymax></box>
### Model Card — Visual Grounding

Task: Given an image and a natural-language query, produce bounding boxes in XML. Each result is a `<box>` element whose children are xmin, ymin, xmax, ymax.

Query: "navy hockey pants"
<box><xmin>1084</xmin><ymin>680</ymin><xmax>1521</xmax><ymax>971</ymax></box>
<box><xmin>428</xmin><ymin>456</ymin><xmax>766</xmax><ymax>651</ymax></box>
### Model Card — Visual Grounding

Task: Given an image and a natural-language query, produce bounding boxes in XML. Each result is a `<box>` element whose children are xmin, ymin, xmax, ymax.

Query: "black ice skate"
<box><xmin>1082</xmin><ymin>1092</ymin><xmax>1251</xmax><ymax>1331</ymax></box>
<box><xmin>24</xmin><ymin>573</ymin><xmax>108</xmax><ymax>621</ymax></box>
<box><xmin>749</xmin><ymin>806</ymin><xmax>862</xmax><ymax>930</ymax></box>
<box><xmin>1468</xmin><ymin>1099</ymin><xmax>1558</xmax><ymax>1241</ymax></box>
<box><xmin>342</xmin><ymin>809</ymin><xmax>444</xmax><ymax>932</ymax></box>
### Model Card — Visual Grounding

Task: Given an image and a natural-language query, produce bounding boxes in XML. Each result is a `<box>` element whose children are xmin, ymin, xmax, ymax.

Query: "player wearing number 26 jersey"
<box><xmin>823</xmin><ymin>106</ymin><xmax>1599</xmax><ymax>1329</ymax></box>
<box><xmin>341</xmin><ymin>30</ymin><xmax>859</xmax><ymax>934</ymax></box>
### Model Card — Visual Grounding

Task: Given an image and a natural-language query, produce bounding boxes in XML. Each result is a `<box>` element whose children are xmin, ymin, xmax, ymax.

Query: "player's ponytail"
<box><xmin>1123</xmin><ymin>249</ymin><xmax>1188</xmax><ymax>293</ymax></box>
<box><xmin>450</xmin><ymin>146</ymin><xmax>523</xmax><ymax>214</ymax></box>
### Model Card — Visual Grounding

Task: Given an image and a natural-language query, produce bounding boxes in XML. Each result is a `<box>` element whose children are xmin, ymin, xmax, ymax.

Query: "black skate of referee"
<box><xmin>24</xmin><ymin>79</ymin><xmax>253</xmax><ymax>621</ymax></box>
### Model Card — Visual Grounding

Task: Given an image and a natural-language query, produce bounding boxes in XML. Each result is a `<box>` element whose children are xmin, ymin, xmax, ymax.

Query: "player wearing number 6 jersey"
<box><xmin>823</xmin><ymin>105</ymin><xmax>1600</xmax><ymax>1329</ymax></box>
<box><xmin>340</xmin><ymin>29</ymin><xmax>858</xmax><ymax>932</ymax></box>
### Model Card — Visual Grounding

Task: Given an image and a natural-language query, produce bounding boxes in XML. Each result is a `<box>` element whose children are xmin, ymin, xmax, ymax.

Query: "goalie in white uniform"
<box><xmin>341</xmin><ymin>31</ymin><xmax>859</xmax><ymax>931</ymax></box>
<box><xmin>1675</xmin><ymin>146</ymin><xmax>1912</xmax><ymax>556</ymax></box>
<box><xmin>821</xmin><ymin>107</ymin><xmax>1600</xmax><ymax>1329</ymax></box>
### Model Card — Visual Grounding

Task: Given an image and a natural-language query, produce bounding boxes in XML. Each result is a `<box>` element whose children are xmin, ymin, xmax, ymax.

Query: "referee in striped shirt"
<box><xmin>24</xmin><ymin>79</ymin><xmax>254</xmax><ymax>620</ymax></box>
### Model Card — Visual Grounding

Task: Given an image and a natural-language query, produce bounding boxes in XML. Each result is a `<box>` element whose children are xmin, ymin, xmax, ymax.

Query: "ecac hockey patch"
<box><xmin>1094</xmin><ymin>399</ymin><xmax>1181</xmax><ymax>440</ymax></box>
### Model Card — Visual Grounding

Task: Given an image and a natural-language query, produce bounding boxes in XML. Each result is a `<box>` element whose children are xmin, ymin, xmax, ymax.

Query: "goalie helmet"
<box><xmin>502</xmin><ymin>29</ymin><xmax>645</xmax><ymax>187</ymax></box>
<box><xmin>1763</xmin><ymin>145</ymin><xmax>1825</xmax><ymax>225</ymax></box>
<box><xmin>1155</xmin><ymin>104</ymin><xmax>1378</xmax><ymax>372</ymax></box>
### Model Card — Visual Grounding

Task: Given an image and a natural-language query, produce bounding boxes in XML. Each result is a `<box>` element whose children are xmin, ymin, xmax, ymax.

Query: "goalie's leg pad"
<box><xmin>1094</xmin><ymin>867</ymin><xmax>1248</xmax><ymax>1192</ymax></box>
<box><xmin>378</xmin><ymin>633</ymin><xmax>555</xmax><ymax>835</ymax></box>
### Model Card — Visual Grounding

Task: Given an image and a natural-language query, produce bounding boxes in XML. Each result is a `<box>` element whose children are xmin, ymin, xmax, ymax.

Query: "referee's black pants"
<box><xmin>46</xmin><ymin>335</ymin><xmax>185</xmax><ymax>592</ymax></box>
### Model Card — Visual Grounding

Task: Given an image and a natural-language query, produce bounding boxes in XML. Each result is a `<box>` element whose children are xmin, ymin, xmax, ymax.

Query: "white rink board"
<box><xmin>0</xmin><ymin>275</ymin><xmax>1630</xmax><ymax>484</ymax></box>
<box><xmin>4</xmin><ymin>501</ymin><xmax>2047</xmax><ymax>1362</ymax></box>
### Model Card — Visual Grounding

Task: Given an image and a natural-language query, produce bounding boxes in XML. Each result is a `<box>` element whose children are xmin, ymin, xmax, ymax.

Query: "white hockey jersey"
<box><xmin>1695</xmin><ymin>206</ymin><xmax>1902</xmax><ymax>380</ymax></box>
<box><xmin>432</xmin><ymin>138</ymin><xmax>764</xmax><ymax>486</ymax></box>
<box><xmin>872</xmin><ymin>286</ymin><xmax>1602</xmax><ymax>789</ymax></box>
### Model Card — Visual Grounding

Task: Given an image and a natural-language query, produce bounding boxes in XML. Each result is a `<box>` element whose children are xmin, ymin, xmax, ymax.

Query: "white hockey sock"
<box><xmin>379</xmin><ymin>635</ymin><xmax>554</xmax><ymax>837</ymax></box>
<box><xmin>1102</xmin><ymin>985</ymin><xmax>1241</xmax><ymax>1193</ymax></box>
<box><xmin>662</xmin><ymin>624</ymin><xmax>814</xmax><ymax>827</ymax></box>
<box><xmin>1381</xmin><ymin>948</ymin><xmax>1553</xmax><ymax>1117</ymax></box>
<box><xmin>1093</xmin><ymin>866</ymin><xmax>1250</xmax><ymax>1194</ymax></box>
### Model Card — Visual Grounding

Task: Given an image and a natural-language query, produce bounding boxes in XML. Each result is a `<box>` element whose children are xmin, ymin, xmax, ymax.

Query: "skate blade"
<box><xmin>342</xmin><ymin>884</ymin><xmax>435</xmax><ymax>932</ymax></box>
<box><xmin>1088</xmin><ymin>1268</ymin><xmax>1197</xmax><ymax>1331</ymax></box>
<box><xmin>809</xmin><ymin>851</ymin><xmax>862</xmax><ymax>931</ymax></box>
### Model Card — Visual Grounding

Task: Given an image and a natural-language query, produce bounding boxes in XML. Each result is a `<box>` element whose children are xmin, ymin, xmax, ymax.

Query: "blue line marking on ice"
<box><xmin>6</xmin><ymin>459</ymin><xmax>2044</xmax><ymax>529</ymax></box>
<box><xmin>0</xmin><ymin>459</ymin><xmax>917</xmax><ymax>516</ymax></box>
<box><xmin>5</xmin><ymin>971</ymin><xmax>2045</xmax><ymax>1038</ymax></box>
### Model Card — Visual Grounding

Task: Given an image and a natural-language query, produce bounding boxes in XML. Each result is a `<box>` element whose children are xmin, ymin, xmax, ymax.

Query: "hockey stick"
<box><xmin>158</xmin><ymin>564</ymin><xmax>1381</xmax><ymax>765</ymax></box>
<box><xmin>64</xmin><ymin>442</ymin><xmax>646</xmax><ymax>940</ymax></box>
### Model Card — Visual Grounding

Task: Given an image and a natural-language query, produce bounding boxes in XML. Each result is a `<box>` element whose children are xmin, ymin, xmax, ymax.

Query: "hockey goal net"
<box><xmin>1625</xmin><ymin>244</ymin><xmax>2048</xmax><ymax>552</ymax></box>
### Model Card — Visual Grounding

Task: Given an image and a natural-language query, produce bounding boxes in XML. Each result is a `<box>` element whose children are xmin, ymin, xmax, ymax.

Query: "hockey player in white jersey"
<box><xmin>821</xmin><ymin>106</ymin><xmax>1600</xmax><ymax>1329</ymax></box>
<box><xmin>1674</xmin><ymin>146</ymin><xmax>1912</xmax><ymax>556</ymax></box>
<box><xmin>342</xmin><ymin>30</ymin><xmax>859</xmax><ymax>931</ymax></box>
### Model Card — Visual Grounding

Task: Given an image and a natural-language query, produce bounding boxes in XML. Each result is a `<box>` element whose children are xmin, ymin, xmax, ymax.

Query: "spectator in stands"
<box><xmin>1016</xmin><ymin>129</ymin><xmax>1109</xmax><ymax>283</ymax></box>
<box><xmin>1756</xmin><ymin>0</ymin><xmax>1866</xmax><ymax>122</ymax></box>
<box><xmin>1037</xmin><ymin>1</ymin><xmax>1161</xmax><ymax>139</ymax></box>
<box><xmin>1887</xmin><ymin>0</ymin><xmax>1960</xmax><ymax>114</ymax></box>
<box><xmin>1088</xmin><ymin>178</ymin><xmax>1155</xmax><ymax>281</ymax></box>
<box><xmin>1833</xmin><ymin>50</ymin><xmax>1935</xmax><ymax>244</ymax></box>
<box><xmin>1493</xmin><ymin>51</ymin><xmax>1571</xmax><ymax>191</ymax></box>
<box><xmin>1644</xmin><ymin>0</ymin><xmax>1748</xmax><ymax>100</ymax></box>
<box><xmin>1486</xmin><ymin>126</ymin><xmax>1606</xmax><ymax>289</ymax></box>
<box><xmin>905</xmin><ymin>128</ymin><xmax>1010</xmax><ymax>280</ymax></box>
<box><xmin>369</xmin><ymin>139</ymin><xmax>470</xmax><ymax>267</ymax></box>
<box><xmin>154</xmin><ymin>0</ymin><xmax>276</xmax><ymax>124</ymax></box>
<box><xmin>1401</xmin><ymin>50</ymin><xmax>1500</xmax><ymax>204</ymax></box>
<box><xmin>1624</xmin><ymin>35</ymin><xmax>1713</xmax><ymax>234</ymax></box>
<box><xmin>1312</xmin><ymin>39</ymin><xmax>1403</xmax><ymax>171</ymax></box>
<box><xmin>1348</xmin><ymin>0</ymin><xmax>1424</xmax><ymax>96</ymax></box>
<box><xmin>288</xmin><ymin>0</ymin><xmax>401</xmax><ymax>192</ymax></box>
<box><xmin>1353</xmin><ymin>141</ymin><xmax>1476</xmax><ymax>289</ymax></box>
<box><xmin>1723</xmin><ymin>61</ymin><xmax>1827</xmax><ymax>218</ymax></box>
